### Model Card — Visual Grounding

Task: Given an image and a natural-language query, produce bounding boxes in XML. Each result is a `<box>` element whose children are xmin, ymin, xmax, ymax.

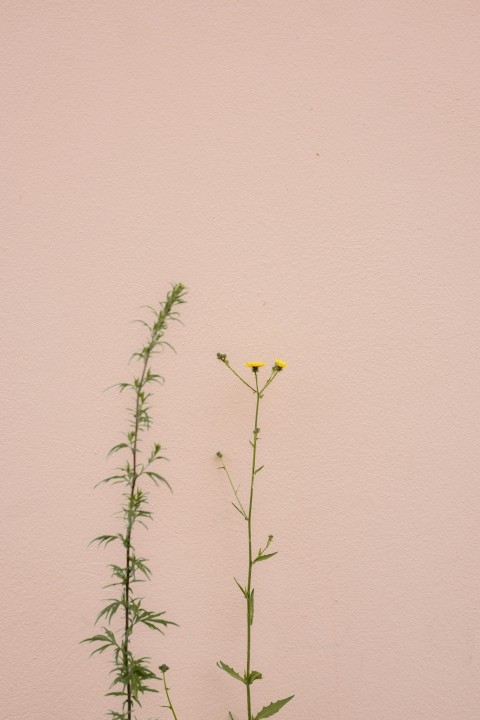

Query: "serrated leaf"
<box><xmin>103</xmin><ymin>628</ymin><xmax>118</xmax><ymax>645</ymax></box>
<box><xmin>133</xmin><ymin>608</ymin><xmax>177</xmax><ymax>632</ymax></box>
<box><xmin>254</xmin><ymin>552</ymin><xmax>278</xmax><ymax>564</ymax></box>
<box><xmin>246</xmin><ymin>670</ymin><xmax>263</xmax><ymax>684</ymax></box>
<box><xmin>217</xmin><ymin>661</ymin><xmax>246</xmax><ymax>684</ymax></box>
<box><xmin>81</xmin><ymin>632</ymin><xmax>117</xmax><ymax>657</ymax></box>
<box><xmin>254</xmin><ymin>695</ymin><xmax>294</xmax><ymax>720</ymax></box>
<box><xmin>95</xmin><ymin>600</ymin><xmax>121</xmax><ymax>624</ymax></box>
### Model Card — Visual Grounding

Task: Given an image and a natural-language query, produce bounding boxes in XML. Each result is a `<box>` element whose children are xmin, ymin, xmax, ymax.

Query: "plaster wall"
<box><xmin>2</xmin><ymin>2</ymin><xmax>480</xmax><ymax>718</ymax></box>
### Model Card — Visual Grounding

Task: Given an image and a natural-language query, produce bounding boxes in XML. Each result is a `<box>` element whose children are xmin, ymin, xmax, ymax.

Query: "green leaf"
<box><xmin>103</xmin><ymin>382</ymin><xmax>133</xmax><ymax>393</ymax></box>
<box><xmin>248</xmin><ymin>589</ymin><xmax>255</xmax><ymax>626</ymax></box>
<box><xmin>103</xmin><ymin>628</ymin><xmax>118</xmax><ymax>646</ymax></box>
<box><xmin>217</xmin><ymin>661</ymin><xmax>246</xmax><ymax>684</ymax></box>
<box><xmin>246</xmin><ymin>670</ymin><xmax>263</xmax><ymax>684</ymax></box>
<box><xmin>95</xmin><ymin>600</ymin><xmax>121</xmax><ymax>624</ymax></box>
<box><xmin>107</xmin><ymin>443</ymin><xmax>130</xmax><ymax>457</ymax></box>
<box><xmin>234</xmin><ymin>577</ymin><xmax>247</xmax><ymax>597</ymax></box>
<box><xmin>147</xmin><ymin>442</ymin><xmax>164</xmax><ymax>463</ymax></box>
<box><xmin>94</xmin><ymin>474</ymin><xmax>129</xmax><ymax>488</ymax></box>
<box><xmin>131</xmin><ymin>557</ymin><xmax>152</xmax><ymax>578</ymax></box>
<box><xmin>89</xmin><ymin>534</ymin><xmax>121</xmax><ymax>548</ymax></box>
<box><xmin>133</xmin><ymin>609</ymin><xmax>178</xmax><ymax>632</ymax></box>
<box><xmin>81</xmin><ymin>633</ymin><xmax>111</xmax><ymax>645</ymax></box>
<box><xmin>254</xmin><ymin>552</ymin><xmax>278</xmax><ymax>564</ymax></box>
<box><xmin>144</xmin><ymin>369</ymin><xmax>165</xmax><ymax>385</ymax></box>
<box><xmin>254</xmin><ymin>465</ymin><xmax>264</xmax><ymax>475</ymax></box>
<box><xmin>254</xmin><ymin>696</ymin><xmax>294</xmax><ymax>720</ymax></box>
<box><xmin>81</xmin><ymin>629</ymin><xmax>118</xmax><ymax>656</ymax></box>
<box><xmin>145</xmin><ymin>471</ymin><xmax>172</xmax><ymax>491</ymax></box>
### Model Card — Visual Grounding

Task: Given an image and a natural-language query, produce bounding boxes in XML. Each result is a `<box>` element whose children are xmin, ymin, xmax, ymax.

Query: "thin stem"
<box><xmin>162</xmin><ymin>669</ymin><xmax>179</xmax><ymax>720</ymax></box>
<box><xmin>259</xmin><ymin>368</ymin><xmax>279</xmax><ymax>395</ymax></box>
<box><xmin>217</xmin><ymin>456</ymin><xmax>247</xmax><ymax>519</ymax></box>
<box><xmin>246</xmin><ymin>371</ymin><xmax>261</xmax><ymax>720</ymax></box>
<box><xmin>225</xmin><ymin>361</ymin><xmax>256</xmax><ymax>393</ymax></box>
<box><xmin>124</xmin><ymin>352</ymin><xmax>150</xmax><ymax>718</ymax></box>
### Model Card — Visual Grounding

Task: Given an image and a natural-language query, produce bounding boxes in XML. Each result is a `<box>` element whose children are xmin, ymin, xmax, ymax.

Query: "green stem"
<box><xmin>218</xmin><ymin>456</ymin><xmax>247</xmax><ymax>518</ymax></box>
<box><xmin>246</xmin><ymin>372</ymin><xmax>261</xmax><ymax>720</ymax></box>
<box><xmin>225</xmin><ymin>361</ymin><xmax>256</xmax><ymax>393</ymax></box>
<box><xmin>259</xmin><ymin>368</ymin><xmax>279</xmax><ymax>395</ymax></box>
<box><xmin>124</xmin><ymin>353</ymin><xmax>150</xmax><ymax>719</ymax></box>
<box><xmin>162</xmin><ymin>669</ymin><xmax>179</xmax><ymax>720</ymax></box>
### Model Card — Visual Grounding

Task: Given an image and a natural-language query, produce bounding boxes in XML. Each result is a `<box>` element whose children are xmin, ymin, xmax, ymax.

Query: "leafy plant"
<box><xmin>82</xmin><ymin>283</ymin><xmax>186</xmax><ymax>720</ymax></box>
<box><xmin>215</xmin><ymin>356</ymin><xmax>294</xmax><ymax>720</ymax></box>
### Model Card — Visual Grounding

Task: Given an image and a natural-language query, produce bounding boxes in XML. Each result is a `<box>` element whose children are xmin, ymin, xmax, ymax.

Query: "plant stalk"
<box><xmin>124</xmin><ymin>352</ymin><xmax>150</xmax><ymax>718</ymax></box>
<box><xmin>161</xmin><ymin>668</ymin><xmax>179</xmax><ymax>720</ymax></box>
<box><xmin>246</xmin><ymin>372</ymin><xmax>261</xmax><ymax>720</ymax></box>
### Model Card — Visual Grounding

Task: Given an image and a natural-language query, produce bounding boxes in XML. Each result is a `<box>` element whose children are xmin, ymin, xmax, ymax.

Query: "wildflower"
<box><xmin>244</xmin><ymin>361</ymin><xmax>265</xmax><ymax>372</ymax></box>
<box><xmin>274</xmin><ymin>359</ymin><xmax>287</xmax><ymax>370</ymax></box>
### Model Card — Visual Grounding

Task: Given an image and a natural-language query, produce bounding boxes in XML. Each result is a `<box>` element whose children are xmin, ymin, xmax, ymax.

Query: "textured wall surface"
<box><xmin>2</xmin><ymin>2</ymin><xmax>480</xmax><ymax>719</ymax></box>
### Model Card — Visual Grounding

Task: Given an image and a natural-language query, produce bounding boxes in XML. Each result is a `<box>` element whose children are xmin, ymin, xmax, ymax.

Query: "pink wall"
<box><xmin>2</xmin><ymin>1</ymin><xmax>480</xmax><ymax>718</ymax></box>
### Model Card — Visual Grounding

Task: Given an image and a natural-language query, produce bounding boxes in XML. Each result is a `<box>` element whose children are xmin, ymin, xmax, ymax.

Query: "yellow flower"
<box><xmin>274</xmin><ymin>358</ymin><xmax>287</xmax><ymax>369</ymax></box>
<box><xmin>244</xmin><ymin>361</ymin><xmax>265</xmax><ymax>368</ymax></box>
